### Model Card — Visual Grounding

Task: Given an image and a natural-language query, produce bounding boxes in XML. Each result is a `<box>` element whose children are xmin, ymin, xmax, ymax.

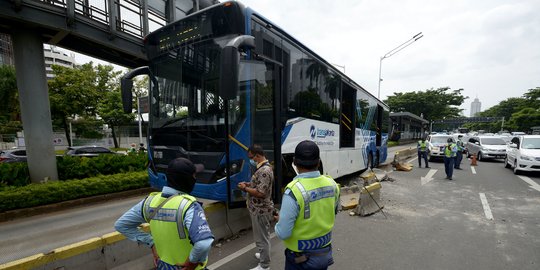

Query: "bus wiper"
<box><xmin>159</xmin><ymin>116</ymin><xmax>189</xmax><ymax>129</ymax></box>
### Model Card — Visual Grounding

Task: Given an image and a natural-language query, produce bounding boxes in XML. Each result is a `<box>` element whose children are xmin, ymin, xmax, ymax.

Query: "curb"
<box><xmin>0</xmin><ymin>187</ymin><xmax>155</xmax><ymax>223</ymax></box>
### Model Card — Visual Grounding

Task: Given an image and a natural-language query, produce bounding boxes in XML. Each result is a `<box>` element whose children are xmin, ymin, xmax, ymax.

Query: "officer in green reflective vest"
<box><xmin>275</xmin><ymin>140</ymin><xmax>340</xmax><ymax>270</ymax></box>
<box><xmin>115</xmin><ymin>158</ymin><xmax>214</xmax><ymax>270</ymax></box>
<box><xmin>443</xmin><ymin>138</ymin><xmax>458</xmax><ymax>180</ymax></box>
<box><xmin>417</xmin><ymin>137</ymin><xmax>430</xmax><ymax>168</ymax></box>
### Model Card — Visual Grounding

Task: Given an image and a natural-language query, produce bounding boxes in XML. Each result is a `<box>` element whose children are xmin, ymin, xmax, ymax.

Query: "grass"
<box><xmin>388</xmin><ymin>141</ymin><xmax>399</xmax><ymax>147</ymax></box>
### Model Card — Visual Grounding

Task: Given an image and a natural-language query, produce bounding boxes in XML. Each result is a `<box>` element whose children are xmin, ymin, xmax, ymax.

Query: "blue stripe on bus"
<box><xmin>281</xmin><ymin>124</ymin><xmax>292</xmax><ymax>144</ymax></box>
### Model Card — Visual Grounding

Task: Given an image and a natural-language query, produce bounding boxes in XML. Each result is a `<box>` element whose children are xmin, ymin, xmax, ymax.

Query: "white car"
<box><xmin>426</xmin><ymin>134</ymin><xmax>455</xmax><ymax>161</ymax></box>
<box><xmin>505</xmin><ymin>135</ymin><xmax>540</xmax><ymax>174</ymax></box>
<box><xmin>466</xmin><ymin>136</ymin><xmax>507</xmax><ymax>161</ymax></box>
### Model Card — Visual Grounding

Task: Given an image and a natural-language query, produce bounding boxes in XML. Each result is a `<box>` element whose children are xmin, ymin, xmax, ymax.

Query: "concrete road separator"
<box><xmin>0</xmin><ymin>201</ymin><xmax>252</xmax><ymax>270</ymax></box>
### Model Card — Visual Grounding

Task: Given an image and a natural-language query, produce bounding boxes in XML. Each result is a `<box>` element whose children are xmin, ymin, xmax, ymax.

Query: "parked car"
<box><xmin>466</xmin><ymin>136</ymin><xmax>507</xmax><ymax>161</ymax></box>
<box><xmin>505</xmin><ymin>135</ymin><xmax>540</xmax><ymax>174</ymax></box>
<box><xmin>426</xmin><ymin>134</ymin><xmax>455</xmax><ymax>161</ymax></box>
<box><xmin>0</xmin><ymin>149</ymin><xmax>27</xmax><ymax>163</ymax></box>
<box><xmin>65</xmin><ymin>146</ymin><xmax>118</xmax><ymax>157</ymax></box>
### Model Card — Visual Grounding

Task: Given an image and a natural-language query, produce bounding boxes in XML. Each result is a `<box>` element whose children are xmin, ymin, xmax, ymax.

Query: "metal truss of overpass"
<box><xmin>0</xmin><ymin>0</ymin><xmax>217</xmax><ymax>68</ymax></box>
<box><xmin>432</xmin><ymin>117</ymin><xmax>504</xmax><ymax>125</ymax></box>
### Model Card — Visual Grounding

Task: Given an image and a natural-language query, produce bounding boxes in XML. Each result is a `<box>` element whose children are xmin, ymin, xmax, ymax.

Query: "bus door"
<box><xmin>249</xmin><ymin>59</ymin><xmax>283</xmax><ymax>203</ymax></box>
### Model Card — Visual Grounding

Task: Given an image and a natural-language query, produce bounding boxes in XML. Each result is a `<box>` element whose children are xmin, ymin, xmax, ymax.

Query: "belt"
<box><xmin>288</xmin><ymin>245</ymin><xmax>332</xmax><ymax>256</ymax></box>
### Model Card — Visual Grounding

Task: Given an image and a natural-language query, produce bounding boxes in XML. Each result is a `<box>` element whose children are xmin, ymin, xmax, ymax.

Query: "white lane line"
<box><xmin>407</xmin><ymin>157</ymin><xmax>418</xmax><ymax>164</ymax></box>
<box><xmin>517</xmin><ymin>176</ymin><xmax>540</xmax><ymax>192</ymax></box>
<box><xmin>471</xmin><ymin>166</ymin><xmax>477</xmax><ymax>174</ymax></box>
<box><xmin>207</xmin><ymin>233</ymin><xmax>276</xmax><ymax>269</ymax></box>
<box><xmin>479</xmin><ymin>193</ymin><xmax>493</xmax><ymax>220</ymax></box>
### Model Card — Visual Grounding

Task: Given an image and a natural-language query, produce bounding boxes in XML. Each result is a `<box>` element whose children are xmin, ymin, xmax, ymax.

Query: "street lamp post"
<box><xmin>378</xmin><ymin>32</ymin><xmax>424</xmax><ymax>99</ymax></box>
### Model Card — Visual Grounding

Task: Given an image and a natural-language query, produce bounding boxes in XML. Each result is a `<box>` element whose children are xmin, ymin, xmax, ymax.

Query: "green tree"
<box><xmin>0</xmin><ymin>65</ymin><xmax>21</xmax><ymax>135</ymax></box>
<box><xmin>48</xmin><ymin>63</ymin><xmax>99</xmax><ymax>146</ymax></box>
<box><xmin>508</xmin><ymin>108</ymin><xmax>540</xmax><ymax>132</ymax></box>
<box><xmin>385</xmin><ymin>87</ymin><xmax>467</xmax><ymax>121</ymax></box>
<box><xmin>97</xmin><ymin>89</ymin><xmax>135</xmax><ymax>148</ymax></box>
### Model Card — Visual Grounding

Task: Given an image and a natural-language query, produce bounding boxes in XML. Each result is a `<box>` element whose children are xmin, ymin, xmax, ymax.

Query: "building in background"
<box><xmin>44</xmin><ymin>45</ymin><xmax>77</xmax><ymax>79</ymax></box>
<box><xmin>0</xmin><ymin>34</ymin><xmax>76</xmax><ymax>77</ymax></box>
<box><xmin>470</xmin><ymin>97</ymin><xmax>482</xmax><ymax>117</ymax></box>
<box><xmin>0</xmin><ymin>33</ymin><xmax>14</xmax><ymax>66</ymax></box>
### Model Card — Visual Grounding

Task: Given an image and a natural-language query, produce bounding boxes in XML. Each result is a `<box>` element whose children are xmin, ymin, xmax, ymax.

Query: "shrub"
<box><xmin>0</xmin><ymin>171</ymin><xmax>149</xmax><ymax>212</ymax></box>
<box><xmin>0</xmin><ymin>153</ymin><xmax>147</xmax><ymax>187</ymax></box>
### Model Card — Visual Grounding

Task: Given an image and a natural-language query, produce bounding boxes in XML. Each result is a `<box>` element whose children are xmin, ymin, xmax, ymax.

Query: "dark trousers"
<box><xmin>454</xmin><ymin>152</ymin><xmax>463</xmax><ymax>168</ymax></box>
<box><xmin>284</xmin><ymin>246</ymin><xmax>333</xmax><ymax>270</ymax></box>
<box><xmin>444</xmin><ymin>156</ymin><xmax>455</xmax><ymax>178</ymax></box>
<box><xmin>418</xmin><ymin>151</ymin><xmax>429</xmax><ymax>167</ymax></box>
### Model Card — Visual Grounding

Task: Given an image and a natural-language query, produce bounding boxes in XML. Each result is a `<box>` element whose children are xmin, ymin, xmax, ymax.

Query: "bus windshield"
<box><xmin>149</xmin><ymin>38</ymin><xmax>245</xmax><ymax>152</ymax></box>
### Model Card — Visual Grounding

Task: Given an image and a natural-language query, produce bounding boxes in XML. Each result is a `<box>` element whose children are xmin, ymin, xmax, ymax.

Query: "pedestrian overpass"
<box><xmin>0</xmin><ymin>0</ymin><xmax>217</xmax><ymax>182</ymax></box>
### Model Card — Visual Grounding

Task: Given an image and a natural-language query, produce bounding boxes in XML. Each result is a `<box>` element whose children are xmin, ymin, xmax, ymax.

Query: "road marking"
<box><xmin>479</xmin><ymin>193</ymin><xmax>493</xmax><ymax>220</ymax></box>
<box><xmin>407</xmin><ymin>157</ymin><xmax>418</xmax><ymax>164</ymax></box>
<box><xmin>517</xmin><ymin>176</ymin><xmax>540</xmax><ymax>192</ymax></box>
<box><xmin>471</xmin><ymin>167</ymin><xmax>476</xmax><ymax>174</ymax></box>
<box><xmin>207</xmin><ymin>233</ymin><xmax>276</xmax><ymax>269</ymax></box>
<box><xmin>421</xmin><ymin>169</ymin><xmax>437</xmax><ymax>185</ymax></box>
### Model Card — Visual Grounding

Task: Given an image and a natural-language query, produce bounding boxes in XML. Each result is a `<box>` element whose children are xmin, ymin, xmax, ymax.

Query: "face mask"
<box><xmin>250</xmin><ymin>159</ymin><xmax>257</xmax><ymax>167</ymax></box>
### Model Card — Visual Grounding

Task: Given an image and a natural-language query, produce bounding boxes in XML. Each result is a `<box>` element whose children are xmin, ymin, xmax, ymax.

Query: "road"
<box><xmin>208</xmin><ymin>155</ymin><xmax>540</xmax><ymax>270</ymax></box>
<box><xmin>1</xmin><ymin>145</ymin><xmax>539</xmax><ymax>269</ymax></box>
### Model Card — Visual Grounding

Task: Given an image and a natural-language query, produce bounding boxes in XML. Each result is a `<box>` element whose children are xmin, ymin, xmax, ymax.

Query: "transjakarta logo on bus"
<box><xmin>310</xmin><ymin>125</ymin><xmax>335</xmax><ymax>139</ymax></box>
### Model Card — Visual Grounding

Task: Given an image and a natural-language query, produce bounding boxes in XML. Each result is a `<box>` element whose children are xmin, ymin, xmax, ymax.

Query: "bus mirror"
<box><xmin>220</xmin><ymin>35</ymin><xmax>255</xmax><ymax>99</ymax></box>
<box><xmin>121</xmin><ymin>66</ymin><xmax>152</xmax><ymax>113</ymax></box>
<box><xmin>220</xmin><ymin>46</ymin><xmax>239</xmax><ymax>100</ymax></box>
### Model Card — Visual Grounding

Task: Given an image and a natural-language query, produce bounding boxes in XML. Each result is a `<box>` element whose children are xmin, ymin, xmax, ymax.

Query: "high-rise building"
<box><xmin>44</xmin><ymin>45</ymin><xmax>77</xmax><ymax>80</ymax></box>
<box><xmin>470</xmin><ymin>97</ymin><xmax>481</xmax><ymax>117</ymax></box>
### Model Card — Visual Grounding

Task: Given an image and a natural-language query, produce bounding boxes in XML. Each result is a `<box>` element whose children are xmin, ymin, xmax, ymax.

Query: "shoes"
<box><xmin>249</xmin><ymin>264</ymin><xmax>270</xmax><ymax>270</ymax></box>
<box><xmin>448</xmin><ymin>177</ymin><xmax>453</xmax><ymax>180</ymax></box>
<box><xmin>255</xmin><ymin>252</ymin><xmax>260</xmax><ymax>260</ymax></box>
<box><xmin>426</xmin><ymin>166</ymin><xmax>430</xmax><ymax>168</ymax></box>
<box><xmin>456</xmin><ymin>168</ymin><xmax>462</xmax><ymax>170</ymax></box>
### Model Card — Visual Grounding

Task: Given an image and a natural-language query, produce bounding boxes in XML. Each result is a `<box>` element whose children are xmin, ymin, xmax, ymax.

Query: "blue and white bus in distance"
<box><xmin>121</xmin><ymin>1</ymin><xmax>389</xmax><ymax>203</ymax></box>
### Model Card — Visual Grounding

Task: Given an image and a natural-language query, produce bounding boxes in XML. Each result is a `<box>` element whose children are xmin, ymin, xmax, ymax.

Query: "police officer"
<box><xmin>115</xmin><ymin>158</ymin><xmax>214</xmax><ymax>270</ymax></box>
<box><xmin>443</xmin><ymin>138</ymin><xmax>458</xmax><ymax>180</ymax></box>
<box><xmin>454</xmin><ymin>135</ymin><xmax>465</xmax><ymax>170</ymax></box>
<box><xmin>417</xmin><ymin>137</ymin><xmax>430</xmax><ymax>168</ymax></box>
<box><xmin>275</xmin><ymin>140</ymin><xmax>340</xmax><ymax>270</ymax></box>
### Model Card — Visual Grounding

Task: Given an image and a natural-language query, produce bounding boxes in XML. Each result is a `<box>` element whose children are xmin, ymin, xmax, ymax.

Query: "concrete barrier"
<box><xmin>392</xmin><ymin>147</ymin><xmax>417</xmax><ymax>165</ymax></box>
<box><xmin>0</xmin><ymin>202</ymin><xmax>251</xmax><ymax>270</ymax></box>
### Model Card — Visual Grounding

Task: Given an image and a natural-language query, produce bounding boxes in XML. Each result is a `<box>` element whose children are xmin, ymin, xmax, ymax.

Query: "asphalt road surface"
<box><xmin>208</xmin><ymin>154</ymin><xmax>540</xmax><ymax>270</ymax></box>
<box><xmin>1</xmin><ymin>145</ymin><xmax>539</xmax><ymax>270</ymax></box>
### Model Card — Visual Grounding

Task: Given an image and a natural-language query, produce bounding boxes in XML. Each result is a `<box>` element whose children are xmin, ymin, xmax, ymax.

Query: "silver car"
<box><xmin>466</xmin><ymin>136</ymin><xmax>507</xmax><ymax>161</ymax></box>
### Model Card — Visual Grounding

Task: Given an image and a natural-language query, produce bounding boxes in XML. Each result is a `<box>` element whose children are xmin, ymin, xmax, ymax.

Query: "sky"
<box><xmin>73</xmin><ymin>0</ymin><xmax>540</xmax><ymax>116</ymax></box>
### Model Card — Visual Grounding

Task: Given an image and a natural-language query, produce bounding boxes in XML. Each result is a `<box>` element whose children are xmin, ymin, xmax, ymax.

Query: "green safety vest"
<box><xmin>418</xmin><ymin>141</ymin><xmax>428</xmax><ymax>151</ymax></box>
<box><xmin>283</xmin><ymin>175</ymin><xmax>340</xmax><ymax>252</ymax></box>
<box><xmin>444</xmin><ymin>143</ymin><xmax>457</xmax><ymax>158</ymax></box>
<box><xmin>142</xmin><ymin>192</ymin><xmax>207</xmax><ymax>269</ymax></box>
<box><xmin>456</xmin><ymin>140</ymin><xmax>464</xmax><ymax>151</ymax></box>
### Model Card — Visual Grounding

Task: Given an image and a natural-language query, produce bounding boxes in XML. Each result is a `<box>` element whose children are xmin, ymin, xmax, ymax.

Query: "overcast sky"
<box><xmin>74</xmin><ymin>0</ymin><xmax>540</xmax><ymax>116</ymax></box>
